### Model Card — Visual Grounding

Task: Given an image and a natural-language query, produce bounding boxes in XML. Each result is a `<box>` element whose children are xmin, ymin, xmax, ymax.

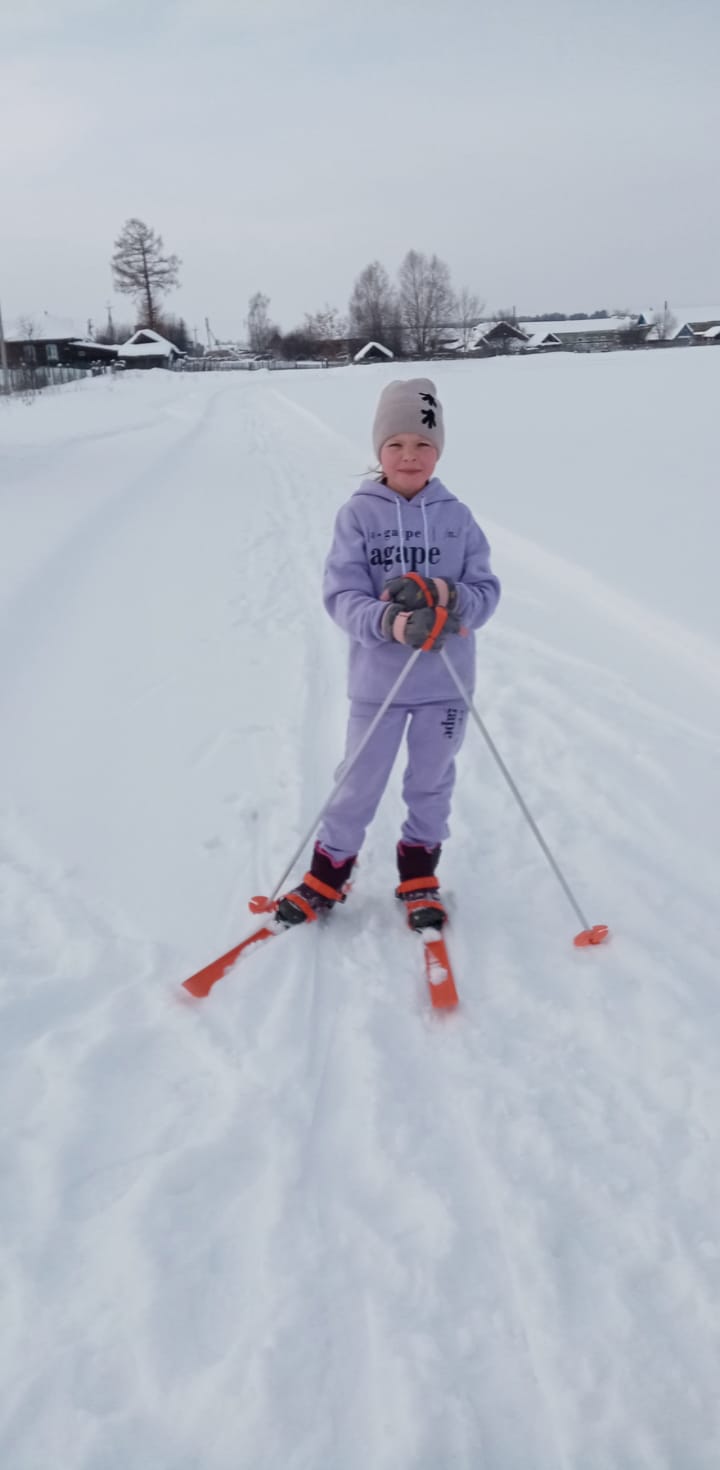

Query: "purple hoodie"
<box><xmin>323</xmin><ymin>477</ymin><xmax>500</xmax><ymax>705</ymax></box>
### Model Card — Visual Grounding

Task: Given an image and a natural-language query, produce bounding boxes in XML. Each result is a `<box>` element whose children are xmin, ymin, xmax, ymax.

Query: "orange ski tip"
<box><xmin>182</xmin><ymin>949</ymin><xmax>241</xmax><ymax>998</ymax></box>
<box><xmin>573</xmin><ymin>923</ymin><xmax>610</xmax><ymax>948</ymax></box>
<box><xmin>429</xmin><ymin>975</ymin><xmax>459</xmax><ymax>1010</ymax></box>
<box><xmin>182</xmin><ymin>924</ymin><xmax>275</xmax><ymax>996</ymax></box>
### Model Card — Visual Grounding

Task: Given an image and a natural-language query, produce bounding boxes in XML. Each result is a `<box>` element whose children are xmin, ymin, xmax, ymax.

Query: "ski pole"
<box><xmin>250</xmin><ymin>647</ymin><xmax>424</xmax><ymax>912</ymax></box>
<box><xmin>439</xmin><ymin>648</ymin><xmax>608</xmax><ymax>947</ymax></box>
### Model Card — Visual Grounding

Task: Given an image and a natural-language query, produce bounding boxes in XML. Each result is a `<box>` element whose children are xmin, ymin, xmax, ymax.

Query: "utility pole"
<box><xmin>0</xmin><ymin>299</ymin><xmax>9</xmax><ymax>394</ymax></box>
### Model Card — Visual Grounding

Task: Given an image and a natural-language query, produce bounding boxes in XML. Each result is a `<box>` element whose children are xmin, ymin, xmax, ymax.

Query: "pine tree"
<box><xmin>111</xmin><ymin>219</ymin><xmax>181</xmax><ymax>330</ymax></box>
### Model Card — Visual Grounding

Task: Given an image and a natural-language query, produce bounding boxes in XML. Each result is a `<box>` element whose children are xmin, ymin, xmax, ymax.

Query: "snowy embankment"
<box><xmin>1</xmin><ymin>355</ymin><xmax>719</xmax><ymax>1469</ymax></box>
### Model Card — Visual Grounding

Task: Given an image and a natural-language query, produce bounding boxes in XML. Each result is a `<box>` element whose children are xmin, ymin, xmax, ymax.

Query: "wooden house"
<box><xmin>116</xmin><ymin>329</ymin><xmax>182</xmax><ymax>369</ymax></box>
<box><xmin>471</xmin><ymin>321</ymin><xmax>530</xmax><ymax>354</ymax></box>
<box><xmin>353</xmin><ymin>342</ymin><xmax>394</xmax><ymax>364</ymax></box>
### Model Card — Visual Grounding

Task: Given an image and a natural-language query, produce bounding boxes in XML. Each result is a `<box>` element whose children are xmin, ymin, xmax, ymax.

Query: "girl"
<box><xmin>277</xmin><ymin>377</ymin><xmax>501</xmax><ymax>930</ymax></box>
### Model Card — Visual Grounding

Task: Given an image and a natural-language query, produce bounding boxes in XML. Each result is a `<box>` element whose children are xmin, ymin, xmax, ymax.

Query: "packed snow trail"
<box><xmin>1</xmin><ymin>361</ymin><xmax>720</xmax><ymax>1468</ymax></box>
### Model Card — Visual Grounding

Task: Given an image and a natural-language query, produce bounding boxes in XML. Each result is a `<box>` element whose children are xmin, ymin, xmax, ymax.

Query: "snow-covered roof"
<box><xmin>699</xmin><ymin>324</ymin><xmax>720</xmax><ymax>339</ymax></box>
<box><xmin>675</xmin><ymin>318</ymin><xmax>720</xmax><ymax>334</ymax></box>
<box><xmin>120</xmin><ymin>344</ymin><xmax>177</xmax><ymax>358</ymax></box>
<box><xmin>204</xmin><ymin>343</ymin><xmax>249</xmax><ymax>358</ymax></box>
<box><xmin>474</xmin><ymin>321</ymin><xmax>527</xmax><ymax>348</ymax></box>
<box><xmin>517</xmin><ymin>315</ymin><xmax>636</xmax><ymax>337</ymax></box>
<box><xmin>438</xmin><ymin>315</ymin><xmax>637</xmax><ymax>352</ymax></box>
<box><xmin>119</xmin><ymin>330</ymin><xmax>179</xmax><ymax>357</ymax></box>
<box><xmin>437</xmin><ymin>321</ymin><xmax>531</xmax><ymax>352</ymax></box>
<box><xmin>523</xmin><ymin>329</ymin><xmax>564</xmax><ymax>350</ymax></box>
<box><xmin>354</xmin><ymin>341</ymin><xmax>394</xmax><ymax>362</ymax></box>
<box><xmin>645</xmin><ymin>320</ymin><xmax>720</xmax><ymax>342</ymax></box>
<box><xmin>639</xmin><ymin>306</ymin><xmax>720</xmax><ymax>340</ymax></box>
<box><xmin>70</xmin><ymin>339</ymin><xmax>117</xmax><ymax>351</ymax></box>
<box><xmin>5</xmin><ymin>311</ymin><xmax>89</xmax><ymax>342</ymax></box>
<box><xmin>437</xmin><ymin>322</ymin><xmax>504</xmax><ymax>352</ymax></box>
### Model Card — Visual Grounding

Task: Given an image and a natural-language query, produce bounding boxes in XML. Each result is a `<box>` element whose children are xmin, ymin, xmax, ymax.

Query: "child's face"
<box><xmin>379</xmin><ymin>434</ymin><xmax>439</xmax><ymax>497</ymax></box>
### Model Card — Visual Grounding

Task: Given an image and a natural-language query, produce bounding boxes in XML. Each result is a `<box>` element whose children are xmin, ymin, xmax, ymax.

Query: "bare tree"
<box><xmin>246</xmin><ymin>292</ymin><xmax>278</xmax><ymax>354</ymax></box>
<box><xmin>455</xmin><ymin>286</ymin><xmax>484</xmax><ymax>351</ymax></box>
<box><xmin>398</xmin><ymin>250</ymin><xmax>455</xmax><ymax>356</ymax></box>
<box><xmin>304</xmin><ymin>305</ymin><xmax>347</xmax><ymax>341</ymax></box>
<box><xmin>302</xmin><ymin>305</ymin><xmax>348</xmax><ymax>360</ymax></box>
<box><xmin>348</xmin><ymin>262</ymin><xmax>401</xmax><ymax>352</ymax></box>
<box><xmin>112</xmin><ymin>219</ymin><xmax>180</xmax><ymax>330</ymax></box>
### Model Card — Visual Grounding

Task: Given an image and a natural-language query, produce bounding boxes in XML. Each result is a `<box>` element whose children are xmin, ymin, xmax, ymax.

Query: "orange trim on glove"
<box><xmin>405</xmin><ymin>572</ymin><xmax>435</xmax><ymax>607</ymax></box>
<box><xmin>421</xmin><ymin>605</ymin><xmax>448</xmax><ymax>650</ymax></box>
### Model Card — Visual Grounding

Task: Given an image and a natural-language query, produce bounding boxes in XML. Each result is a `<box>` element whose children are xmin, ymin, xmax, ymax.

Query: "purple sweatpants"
<box><xmin>317</xmin><ymin>700</ymin><xmax>468</xmax><ymax>863</ymax></box>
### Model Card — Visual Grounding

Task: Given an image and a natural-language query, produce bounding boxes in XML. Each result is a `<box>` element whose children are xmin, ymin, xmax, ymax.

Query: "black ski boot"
<box><xmin>276</xmin><ymin>845</ymin><xmax>355</xmax><ymax>927</ymax></box>
<box><xmin>395</xmin><ymin>841</ymin><xmax>447</xmax><ymax>931</ymax></box>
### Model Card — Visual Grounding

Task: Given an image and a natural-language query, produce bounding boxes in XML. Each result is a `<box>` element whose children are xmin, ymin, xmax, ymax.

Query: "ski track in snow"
<box><xmin>2</xmin><ymin>365</ymin><xmax>720</xmax><ymax>1468</ymax></box>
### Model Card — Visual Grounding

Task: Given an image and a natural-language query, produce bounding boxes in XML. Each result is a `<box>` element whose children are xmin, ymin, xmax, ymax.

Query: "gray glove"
<box><xmin>382</xmin><ymin>603</ymin><xmax>461</xmax><ymax>651</ymax></box>
<box><xmin>382</xmin><ymin>574</ymin><xmax>457</xmax><ymax>612</ymax></box>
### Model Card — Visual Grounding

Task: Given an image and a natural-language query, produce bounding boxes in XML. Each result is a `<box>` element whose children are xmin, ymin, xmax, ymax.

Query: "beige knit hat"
<box><xmin>372</xmin><ymin>378</ymin><xmax>445</xmax><ymax>459</ymax></box>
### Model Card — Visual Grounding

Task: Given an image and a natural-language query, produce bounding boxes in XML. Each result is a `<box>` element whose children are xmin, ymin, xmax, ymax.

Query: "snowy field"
<box><xmin>1</xmin><ymin>350</ymin><xmax>719</xmax><ymax>1469</ymax></box>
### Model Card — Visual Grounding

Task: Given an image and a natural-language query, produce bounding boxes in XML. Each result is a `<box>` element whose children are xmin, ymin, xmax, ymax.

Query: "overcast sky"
<box><xmin>1</xmin><ymin>0</ymin><xmax>718</xmax><ymax>340</ymax></box>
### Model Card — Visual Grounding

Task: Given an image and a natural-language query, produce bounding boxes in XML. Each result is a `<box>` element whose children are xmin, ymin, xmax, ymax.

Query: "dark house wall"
<box><xmin>5</xmin><ymin>337</ymin><xmax>117</xmax><ymax>369</ymax></box>
<box><xmin>65</xmin><ymin>341</ymin><xmax>117</xmax><ymax>366</ymax></box>
<box><xmin>4</xmin><ymin>337</ymin><xmax>66</xmax><ymax>368</ymax></box>
<box><xmin>115</xmin><ymin>352</ymin><xmax>173</xmax><ymax>370</ymax></box>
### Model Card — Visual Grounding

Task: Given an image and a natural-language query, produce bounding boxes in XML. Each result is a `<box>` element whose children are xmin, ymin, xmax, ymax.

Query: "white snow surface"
<box><xmin>1</xmin><ymin>355</ymin><xmax>720</xmax><ymax>1469</ymax></box>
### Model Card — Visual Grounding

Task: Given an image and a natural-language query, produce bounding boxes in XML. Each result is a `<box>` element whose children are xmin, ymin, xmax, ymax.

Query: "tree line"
<box><xmin>246</xmin><ymin>255</ymin><xmax>483</xmax><ymax>359</ymax></box>
<box><xmin>105</xmin><ymin>216</ymin><xmax>642</xmax><ymax>361</ymax></box>
<box><xmin>106</xmin><ymin>218</ymin><xmax>484</xmax><ymax>358</ymax></box>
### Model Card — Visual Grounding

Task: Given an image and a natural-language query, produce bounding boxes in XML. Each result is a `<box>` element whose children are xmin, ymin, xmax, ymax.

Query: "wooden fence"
<box><xmin>2</xmin><ymin>364</ymin><xmax>97</xmax><ymax>396</ymax></box>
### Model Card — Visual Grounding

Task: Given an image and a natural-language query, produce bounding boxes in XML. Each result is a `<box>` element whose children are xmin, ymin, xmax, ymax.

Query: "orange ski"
<box><xmin>184</xmin><ymin>895</ymin><xmax>459</xmax><ymax>1010</ymax></box>
<box><xmin>420</xmin><ymin>929</ymin><xmax>459</xmax><ymax>1010</ymax></box>
<box><xmin>182</xmin><ymin>919</ymin><xmax>282</xmax><ymax>998</ymax></box>
<box><xmin>396</xmin><ymin>877</ymin><xmax>458</xmax><ymax>1010</ymax></box>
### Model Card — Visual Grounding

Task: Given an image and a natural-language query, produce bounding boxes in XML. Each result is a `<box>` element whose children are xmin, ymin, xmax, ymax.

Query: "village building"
<box><xmin>517</xmin><ymin>316</ymin><xmax>641</xmax><ymax>351</ymax></box>
<box><xmin>638</xmin><ymin>307</ymin><xmax>720</xmax><ymax>344</ymax></box>
<box><xmin>521</xmin><ymin>329</ymin><xmax>564</xmax><ymax>352</ymax></box>
<box><xmin>2</xmin><ymin>313</ymin><xmax>117</xmax><ymax>370</ymax></box>
<box><xmin>673</xmin><ymin>319</ymin><xmax>720</xmax><ymax>343</ymax></box>
<box><xmin>473</xmin><ymin>321</ymin><xmax>530</xmax><ymax>353</ymax></box>
<box><xmin>116</xmin><ymin>329</ymin><xmax>183</xmax><ymax>369</ymax></box>
<box><xmin>438</xmin><ymin>315</ymin><xmax>640</xmax><ymax>355</ymax></box>
<box><xmin>353</xmin><ymin>341</ymin><xmax>394</xmax><ymax>364</ymax></box>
